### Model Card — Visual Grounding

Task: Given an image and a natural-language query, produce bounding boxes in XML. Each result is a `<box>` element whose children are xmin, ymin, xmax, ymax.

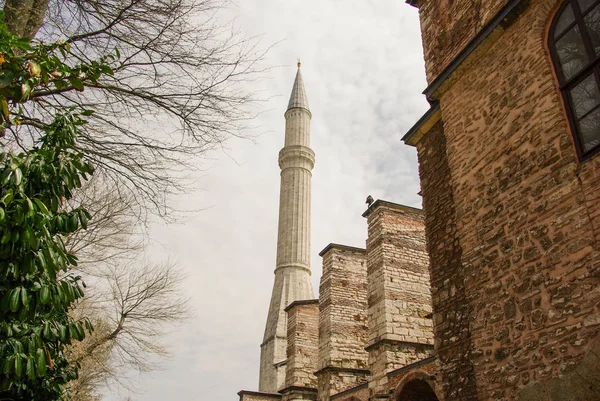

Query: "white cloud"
<box><xmin>102</xmin><ymin>1</ymin><xmax>430</xmax><ymax>400</ymax></box>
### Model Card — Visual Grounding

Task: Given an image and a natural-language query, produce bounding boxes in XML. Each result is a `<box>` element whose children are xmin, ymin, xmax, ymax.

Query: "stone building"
<box><xmin>402</xmin><ymin>0</ymin><xmax>600</xmax><ymax>399</ymax></box>
<box><xmin>239</xmin><ymin>0</ymin><xmax>600</xmax><ymax>399</ymax></box>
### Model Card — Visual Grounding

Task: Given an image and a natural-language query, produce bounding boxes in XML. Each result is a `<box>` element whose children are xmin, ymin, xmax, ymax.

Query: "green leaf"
<box><xmin>54</xmin><ymin>79</ymin><xmax>68</xmax><ymax>90</ymax></box>
<box><xmin>1</xmin><ymin>188</ymin><xmax>14</xmax><ymax>205</ymax></box>
<box><xmin>10</xmin><ymin>287</ymin><xmax>21</xmax><ymax>312</ymax></box>
<box><xmin>78</xmin><ymin>209</ymin><xmax>88</xmax><ymax>229</ymax></box>
<box><xmin>2</xmin><ymin>356</ymin><xmax>12</xmax><ymax>375</ymax></box>
<box><xmin>20</xmin><ymin>82</ymin><xmax>31</xmax><ymax>100</ymax></box>
<box><xmin>57</xmin><ymin>324</ymin><xmax>67</xmax><ymax>342</ymax></box>
<box><xmin>33</xmin><ymin>198</ymin><xmax>50</xmax><ymax>215</ymax></box>
<box><xmin>20</xmin><ymin>287</ymin><xmax>29</xmax><ymax>309</ymax></box>
<box><xmin>43</xmin><ymin>322</ymin><xmax>52</xmax><ymax>340</ymax></box>
<box><xmin>68</xmin><ymin>323</ymin><xmax>78</xmax><ymax>341</ymax></box>
<box><xmin>68</xmin><ymin>213</ymin><xmax>78</xmax><ymax>232</ymax></box>
<box><xmin>14</xmin><ymin>354</ymin><xmax>22</xmax><ymax>377</ymax></box>
<box><xmin>1</xmin><ymin>230</ymin><xmax>11</xmax><ymax>244</ymax></box>
<box><xmin>39</xmin><ymin>286</ymin><xmax>50</xmax><ymax>305</ymax></box>
<box><xmin>0</xmin><ymin>97</ymin><xmax>9</xmax><ymax>121</ymax></box>
<box><xmin>0</xmin><ymin>70</ymin><xmax>14</xmax><ymax>88</ymax></box>
<box><xmin>75</xmin><ymin>322</ymin><xmax>85</xmax><ymax>341</ymax></box>
<box><xmin>26</xmin><ymin>356</ymin><xmax>35</xmax><ymax>379</ymax></box>
<box><xmin>35</xmin><ymin>349</ymin><xmax>46</xmax><ymax>376</ymax></box>
<box><xmin>81</xmin><ymin>109</ymin><xmax>94</xmax><ymax>116</ymax></box>
<box><xmin>1</xmin><ymin>169</ymin><xmax>12</xmax><ymax>185</ymax></box>
<box><xmin>69</xmin><ymin>77</ymin><xmax>84</xmax><ymax>91</ymax></box>
<box><xmin>13</xmin><ymin>167</ymin><xmax>22</xmax><ymax>185</ymax></box>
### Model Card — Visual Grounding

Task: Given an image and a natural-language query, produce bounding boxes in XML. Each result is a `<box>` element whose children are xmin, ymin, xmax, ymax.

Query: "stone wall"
<box><xmin>363</xmin><ymin>201</ymin><xmax>434</xmax><ymax>394</ymax></box>
<box><xmin>329</xmin><ymin>383</ymin><xmax>370</xmax><ymax>401</ymax></box>
<box><xmin>416</xmin><ymin>0</ymin><xmax>508</xmax><ymax>83</ymax></box>
<box><xmin>283</xmin><ymin>299</ymin><xmax>319</xmax><ymax>396</ymax></box>
<box><xmin>416</xmin><ymin>119</ymin><xmax>478</xmax><ymax>400</ymax></box>
<box><xmin>411</xmin><ymin>0</ymin><xmax>600</xmax><ymax>399</ymax></box>
<box><xmin>317</xmin><ymin>244</ymin><xmax>370</xmax><ymax>401</ymax></box>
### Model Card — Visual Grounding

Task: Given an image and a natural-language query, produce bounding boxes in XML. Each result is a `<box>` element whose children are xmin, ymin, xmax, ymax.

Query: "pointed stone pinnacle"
<box><xmin>287</xmin><ymin>65</ymin><xmax>310</xmax><ymax>113</ymax></box>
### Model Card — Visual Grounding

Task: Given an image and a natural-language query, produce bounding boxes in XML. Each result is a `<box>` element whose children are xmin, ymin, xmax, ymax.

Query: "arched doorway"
<box><xmin>396</xmin><ymin>379</ymin><xmax>439</xmax><ymax>401</ymax></box>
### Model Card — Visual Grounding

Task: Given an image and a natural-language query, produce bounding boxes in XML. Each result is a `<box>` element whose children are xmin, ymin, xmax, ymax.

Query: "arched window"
<box><xmin>550</xmin><ymin>0</ymin><xmax>600</xmax><ymax>158</ymax></box>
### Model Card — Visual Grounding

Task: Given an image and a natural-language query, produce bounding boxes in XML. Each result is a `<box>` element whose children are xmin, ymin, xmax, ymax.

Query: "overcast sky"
<box><xmin>104</xmin><ymin>1</ymin><xmax>429</xmax><ymax>400</ymax></box>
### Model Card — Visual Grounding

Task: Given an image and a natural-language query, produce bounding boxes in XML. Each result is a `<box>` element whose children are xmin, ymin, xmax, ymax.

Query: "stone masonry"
<box><xmin>281</xmin><ymin>300</ymin><xmax>319</xmax><ymax>401</ymax></box>
<box><xmin>363</xmin><ymin>200</ymin><xmax>434</xmax><ymax>395</ymax></box>
<box><xmin>405</xmin><ymin>0</ymin><xmax>600</xmax><ymax>399</ymax></box>
<box><xmin>317</xmin><ymin>244</ymin><xmax>370</xmax><ymax>401</ymax></box>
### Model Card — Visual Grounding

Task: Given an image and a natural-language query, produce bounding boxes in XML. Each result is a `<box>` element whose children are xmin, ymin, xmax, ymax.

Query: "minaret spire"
<box><xmin>287</xmin><ymin>62</ymin><xmax>310</xmax><ymax>113</ymax></box>
<box><xmin>259</xmin><ymin>63</ymin><xmax>315</xmax><ymax>393</ymax></box>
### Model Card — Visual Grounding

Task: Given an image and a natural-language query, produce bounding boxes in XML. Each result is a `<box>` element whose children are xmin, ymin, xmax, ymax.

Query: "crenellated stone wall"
<box><xmin>362</xmin><ymin>201</ymin><xmax>434</xmax><ymax>395</ymax></box>
<box><xmin>317</xmin><ymin>244</ymin><xmax>370</xmax><ymax>401</ymax></box>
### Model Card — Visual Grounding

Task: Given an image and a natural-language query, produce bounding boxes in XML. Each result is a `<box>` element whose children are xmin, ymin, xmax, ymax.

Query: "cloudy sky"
<box><xmin>104</xmin><ymin>1</ymin><xmax>429</xmax><ymax>400</ymax></box>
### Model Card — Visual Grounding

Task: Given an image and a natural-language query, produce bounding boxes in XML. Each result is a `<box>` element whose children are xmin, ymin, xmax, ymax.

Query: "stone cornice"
<box><xmin>362</xmin><ymin>199</ymin><xmax>423</xmax><ymax>218</ymax></box>
<box><xmin>365</xmin><ymin>338</ymin><xmax>434</xmax><ymax>352</ymax></box>
<box><xmin>318</xmin><ymin>243</ymin><xmax>367</xmax><ymax>257</ymax></box>
<box><xmin>313</xmin><ymin>365</ymin><xmax>370</xmax><ymax>376</ymax></box>
<box><xmin>278</xmin><ymin>386</ymin><xmax>318</xmax><ymax>395</ymax></box>
<box><xmin>284</xmin><ymin>299</ymin><xmax>319</xmax><ymax>312</ymax></box>
<box><xmin>238</xmin><ymin>390</ymin><xmax>282</xmax><ymax>399</ymax></box>
<box><xmin>401</xmin><ymin>102</ymin><xmax>441</xmax><ymax>147</ymax></box>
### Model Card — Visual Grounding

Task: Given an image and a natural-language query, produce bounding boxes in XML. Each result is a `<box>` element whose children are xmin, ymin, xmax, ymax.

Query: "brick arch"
<box><xmin>394</xmin><ymin>371</ymin><xmax>440</xmax><ymax>401</ymax></box>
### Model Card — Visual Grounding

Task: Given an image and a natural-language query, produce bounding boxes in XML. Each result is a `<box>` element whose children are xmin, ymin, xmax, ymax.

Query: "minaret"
<box><xmin>259</xmin><ymin>62</ymin><xmax>315</xmax><ymax>393</ymax></box>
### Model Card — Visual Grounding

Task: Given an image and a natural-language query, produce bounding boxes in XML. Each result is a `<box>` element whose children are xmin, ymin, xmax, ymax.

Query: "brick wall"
<box><xmin>317</xmin><ymin>244</ymin><xmax>370</xmax><ymax>401</ymax></box>
<box><xmin>417</xmin><ymin>0</ymin><xmax>508</xmax><ymax>83</ymax></box>
<box><xmin>283</xmin><ymin>299</ymin><xmax>319</xmax><ymax>399</ymax></box>
<box><xmin>363</xmin><ymin>201</ymin><xmax>434</xmax><ymax>394</ymax></box>
<box><xmin>412</xmin><ymin>0</ymin><xmax>600</xmax><ymax>399</ymax></box>
<box><xmin>416</xmin><ymin>120</ymin><xmax>478</xmax><ymax>400</ymax></box>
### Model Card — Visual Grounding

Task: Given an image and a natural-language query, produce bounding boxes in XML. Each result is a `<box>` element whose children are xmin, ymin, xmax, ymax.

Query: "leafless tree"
<box><xmin>63</xmin><ymin>177</ymin><xmax>189</xmax><ymax>399</ymax></box>
<box><xmin>67</xmin><ymin>259</ymin><xmax>189</xmax><ymax>400</ymax></box>
<box><xmin>2</xmin><ymin>0</ymin><xmax>267</xmax><ymax>218</ymax></box>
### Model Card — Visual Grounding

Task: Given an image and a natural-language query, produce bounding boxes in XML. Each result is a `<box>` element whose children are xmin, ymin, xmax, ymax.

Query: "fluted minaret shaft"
<box><xmin>259</xmin><ymin>64</ymin><xmax>315</xmax><ymax>393</ymax></box>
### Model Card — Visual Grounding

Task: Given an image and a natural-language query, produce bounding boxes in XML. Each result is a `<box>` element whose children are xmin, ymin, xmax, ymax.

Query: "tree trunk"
<box><xmin>4</xmin><ymin>0</ymin><xmax>49</xmax><ymax>38</ymax></box>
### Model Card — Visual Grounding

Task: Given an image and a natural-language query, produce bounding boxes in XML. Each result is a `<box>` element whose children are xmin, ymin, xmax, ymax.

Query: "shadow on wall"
<box><xmin>519</xmin><ymin>337</ymin><xmax>600</xmax><ymax>401</ymax></box>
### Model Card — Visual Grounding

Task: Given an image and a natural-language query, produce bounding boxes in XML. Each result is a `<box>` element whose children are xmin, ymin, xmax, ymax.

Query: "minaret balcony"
<box><xmin>278</xmin><ymin>145</ymin><xmax>315</xmax><ymax>171</ymax></box>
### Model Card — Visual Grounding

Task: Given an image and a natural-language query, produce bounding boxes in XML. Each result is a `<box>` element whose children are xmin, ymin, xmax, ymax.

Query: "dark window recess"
<box><xmin>550</xmin><ymin>0</ymin><xmax>600</xmax><ymax>158</ymax></box>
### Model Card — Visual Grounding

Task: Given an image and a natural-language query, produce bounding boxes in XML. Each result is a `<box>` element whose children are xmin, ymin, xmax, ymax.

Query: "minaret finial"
<box><xmin>297</xmin><ymin>58</ymin><xmax>301</xmax><ymax>68</ymax></box>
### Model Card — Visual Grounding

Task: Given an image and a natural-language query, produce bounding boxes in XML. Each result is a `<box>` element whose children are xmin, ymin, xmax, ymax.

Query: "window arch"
<box><xmin>549</xmin><ymin>0</ymin><xmax>600</xmax><ymax>158</ymax></box>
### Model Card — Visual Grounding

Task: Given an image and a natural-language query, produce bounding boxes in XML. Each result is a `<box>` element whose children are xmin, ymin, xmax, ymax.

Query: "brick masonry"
<box><xmin>282</xmin><ymin>299</ymin><xmax>319</xmax><ymax>400</ymax></box>
<box><xmin>317</xmin><ymin>244</ymin><xmax>370</xmax><ymax>401</ymax></box>
<box><xmin>411</xmin><ymin>0</ymin><xmax>600</xmax><ymax>400</ymax></box>
<box><xmin>363</xmin><ymin>201</ymin><xmax>434</xmax><ymax>394</ymax></box>
<box><xmin>418</xmin><ymin>0</ymin><xmax>508</xmax><ymax>83</ymax></box>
